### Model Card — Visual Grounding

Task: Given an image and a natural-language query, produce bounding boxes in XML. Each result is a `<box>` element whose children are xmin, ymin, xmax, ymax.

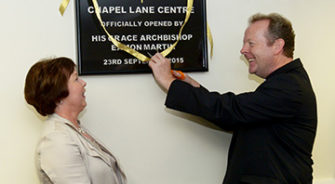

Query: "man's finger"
<box><xmin>156</xmin><ymin>53</ymin><xmax>165</xmax><ymax>60</ymax></box>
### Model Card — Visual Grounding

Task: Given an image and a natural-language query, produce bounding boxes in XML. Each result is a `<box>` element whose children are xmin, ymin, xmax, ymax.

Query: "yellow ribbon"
<box><xmin>59</xmin><ymin>0</ymin><xmax>213</xmax><ymax>61</ymax></box>
<box><xmin>207</xmin><ymin>24</ymin><xmax>213</xmax><ymax>58</ymax></box>
<box><xmin>59</xmin><ymin>0</ymin><xmax>70</xmax><ymax>16</ymax></box>
<box><xmin>160</xmin><ymin>0</ymin><xmax>193</xmax><ymax>59</ymax></box>
<box><xmin>92</xmin><ymin>0</ymin><xmax>151</xmax><ymax>61</ymax></box>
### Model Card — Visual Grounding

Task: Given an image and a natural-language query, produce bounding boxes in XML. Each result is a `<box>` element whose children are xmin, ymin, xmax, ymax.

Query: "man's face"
<box><xmin>240</xmin><ymin>19</ymin><xmax>276</xmax><ymax>78</ymax></box>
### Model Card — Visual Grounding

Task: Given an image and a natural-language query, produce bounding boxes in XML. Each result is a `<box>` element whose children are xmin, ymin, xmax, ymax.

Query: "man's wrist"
<box><xmin>163</xmin><ymin>78</ymin><xmax>176</xmax><ymax>92</ymax></box>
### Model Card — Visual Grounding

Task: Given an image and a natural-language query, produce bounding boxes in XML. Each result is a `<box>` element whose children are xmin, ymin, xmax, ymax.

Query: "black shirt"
<box><xmin>165</xmin><ymin>59</ymin><xmax>317</xmax><ymax>184</ymax></box>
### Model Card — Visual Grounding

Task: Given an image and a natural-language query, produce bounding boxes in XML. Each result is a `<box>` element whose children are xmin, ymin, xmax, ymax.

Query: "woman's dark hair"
<box><xmin>24</xmin><ymin>57</ymin><xmax>75</xmax><ymax>116</ymax></box>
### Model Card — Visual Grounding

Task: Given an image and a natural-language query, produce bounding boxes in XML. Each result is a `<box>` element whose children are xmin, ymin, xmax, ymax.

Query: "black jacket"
<box><xmin>165</xmin><ymin>59</ymin><xmax>317</xmax><ymax>184</ymax></box>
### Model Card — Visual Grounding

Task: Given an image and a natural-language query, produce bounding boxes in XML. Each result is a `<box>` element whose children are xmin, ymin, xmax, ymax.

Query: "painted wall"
<box><xmin>1</xmin><ymin>0</ymin><xmax>334</xmax><ymax>183</ymax></box>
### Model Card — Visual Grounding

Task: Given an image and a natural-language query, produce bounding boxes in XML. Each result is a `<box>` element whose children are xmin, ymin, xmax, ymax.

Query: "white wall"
<box><xmin>1</xmin><ymin>0</ymin><xmax>334</xmax><ymax>183</ymax></box>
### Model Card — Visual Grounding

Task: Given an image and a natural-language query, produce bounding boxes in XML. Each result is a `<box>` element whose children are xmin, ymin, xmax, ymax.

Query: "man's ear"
<box><xmin>273</xmin><ymin>38</ymin><xmax>285</xmax><ymax>55</ymax></box>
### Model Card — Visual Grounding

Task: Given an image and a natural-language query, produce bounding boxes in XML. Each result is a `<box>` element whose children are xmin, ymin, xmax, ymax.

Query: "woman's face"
<box><xmin>62</xmin><ymin>69</ymin><xmax>87</xmax><ymax>112</ymax></box>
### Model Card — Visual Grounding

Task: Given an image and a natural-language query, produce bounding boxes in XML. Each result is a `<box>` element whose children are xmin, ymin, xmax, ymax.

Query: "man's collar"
<box><xmin>266</xmin><ymin>58</ymin><xmax>302</xmax><ymax>79</ymax></box>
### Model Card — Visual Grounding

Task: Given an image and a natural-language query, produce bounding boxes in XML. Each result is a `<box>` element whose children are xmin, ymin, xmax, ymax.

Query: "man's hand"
<box><xmin>148</xmin><ymin>53</ymin><xmax>176</xmax><ymax>92</ymax></box>
<box><xmin>171</xmin><ymin>70</ymin><xmax>200</xmax><ymax>88</ymax></box>
<box><xmin>148</xmin><ymin>53</ymin><xmax>201</xmax><ymax>92</ymax></box>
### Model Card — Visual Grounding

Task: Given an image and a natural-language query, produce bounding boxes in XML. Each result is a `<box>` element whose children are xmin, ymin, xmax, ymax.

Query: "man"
<box><xmin>148</xmin><ymin>13</ymin><xmax>317</xmax><ymax>184</ymax></box>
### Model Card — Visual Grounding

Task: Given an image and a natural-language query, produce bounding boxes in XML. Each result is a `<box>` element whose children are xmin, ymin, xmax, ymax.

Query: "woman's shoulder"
<box><xmin>42</xmin><ymin>117</ymin><xmax>68</xmax><ymax>134</ymax></box>
<box><xmin>39</xmin><ymin>115</ymin><xmax>78</xmax><ymax>145</ymax></box>
<box><xmin>37</xmin><ymin>121</ymin><xmax>81</xmax><ymax>159</ymax></box>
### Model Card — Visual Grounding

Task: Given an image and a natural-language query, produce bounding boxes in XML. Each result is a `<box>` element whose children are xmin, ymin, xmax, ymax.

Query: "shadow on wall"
<box><xmin>166</xmin><ymin>108</ymin><xmax>228</xmax><ymax>132</ymax></box>
<box><xmin>25</xmin><ymin>103</ymin><xmax>48</xmax><ymax>122</ymax></box>
<box><xmin>165</xmin><ymin>107</ymin><xmax>232</xmax><ymax>153</ymax></box>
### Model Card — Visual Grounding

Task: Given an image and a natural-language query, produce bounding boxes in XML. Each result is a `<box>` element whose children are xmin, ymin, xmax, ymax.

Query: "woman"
<box><xmin>24</xmin><ymin>57</ymin><xmax>126</xmax><ymax>184</ymax></box>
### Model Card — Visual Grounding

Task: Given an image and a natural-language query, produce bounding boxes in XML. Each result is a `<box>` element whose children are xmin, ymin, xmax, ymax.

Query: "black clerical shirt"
<box><xmin>165</xmin><ymin>59</ymin><xmax>317</xmax><ymax>184</ymax></box>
